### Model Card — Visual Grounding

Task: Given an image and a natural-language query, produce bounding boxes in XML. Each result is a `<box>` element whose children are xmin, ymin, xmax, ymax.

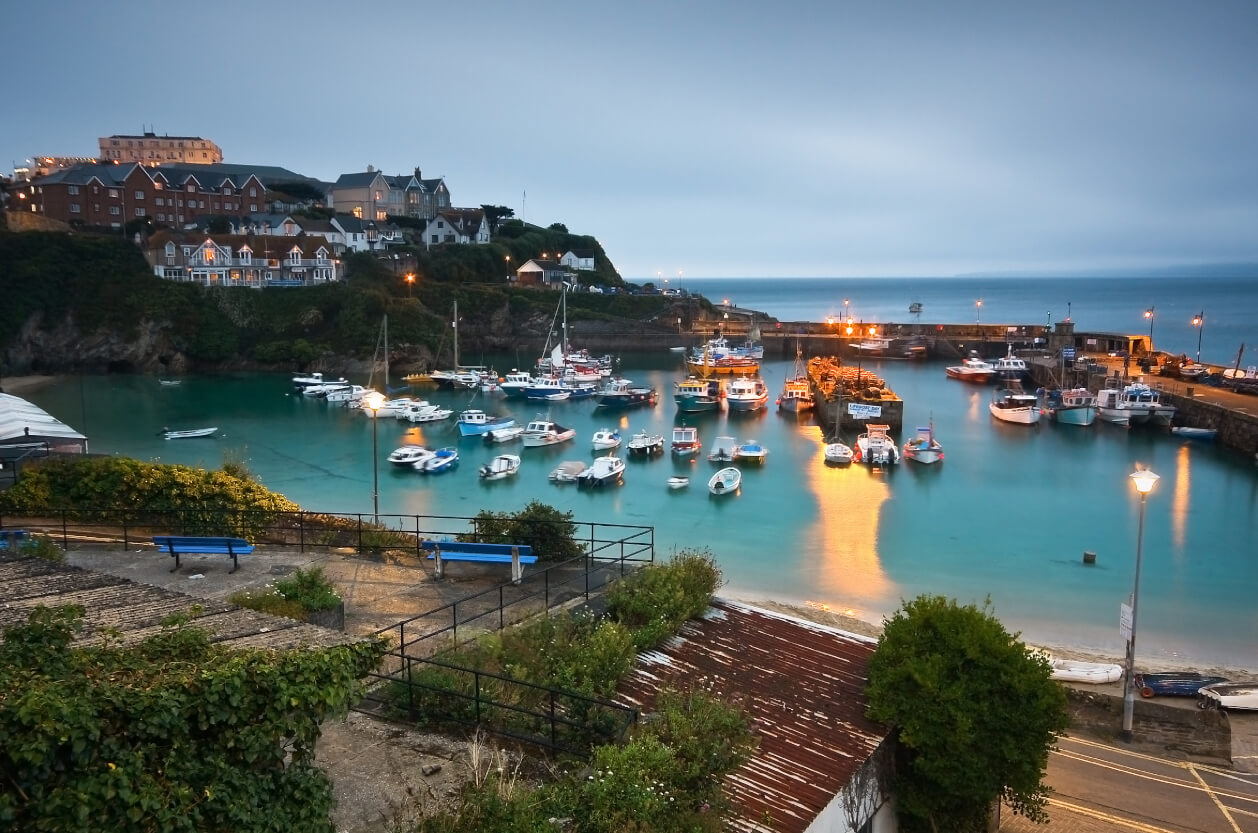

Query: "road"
<box><xmin>1001</xmin><ymin>734</ymin><xmax>1258</xmax><ymax>832</ymax></box>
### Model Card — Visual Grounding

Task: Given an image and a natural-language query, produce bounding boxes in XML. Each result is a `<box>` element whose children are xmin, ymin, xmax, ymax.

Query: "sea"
<box><xmin>16</xmin><ymin>276</ymin><xmax>1258</xmax><ymax>669</ymax></box>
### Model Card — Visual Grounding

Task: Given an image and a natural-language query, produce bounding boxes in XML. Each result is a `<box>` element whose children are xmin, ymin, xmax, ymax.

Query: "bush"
<box><xmin>463</xmin><ymin>501</ymin><xmax>585</xmax><ymax>563</ymax></box>
<box><xmin>229</xmin><ymin>568</ymin><xmax>341</xmax><ymax>618</ymax></box>
<box><xmin>605</xmin><ymin>549</ymin><xmax>723</xmax><ymax>649</ymax></box>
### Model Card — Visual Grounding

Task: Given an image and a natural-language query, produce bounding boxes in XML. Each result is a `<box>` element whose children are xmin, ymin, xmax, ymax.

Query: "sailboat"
<box><xmin>430</xmin><ymin>300</ymin><xmax>489</xmax><ymax>389</ymax></box>
<box><xmin>777</xmin><ymin>341</ymin><xmax>813</xmax><ymax>412</ymax></box>
<box><xmin>536</xmin><ymin>284</ymin><xmax>613</xmax><ymax>381</ymax></box>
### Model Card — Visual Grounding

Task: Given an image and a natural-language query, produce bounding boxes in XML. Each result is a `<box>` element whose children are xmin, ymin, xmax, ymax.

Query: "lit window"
<box><xmin>205</xmin><ymin>248</ymin><xmax>215</xmax><ymax>263</ymax></box>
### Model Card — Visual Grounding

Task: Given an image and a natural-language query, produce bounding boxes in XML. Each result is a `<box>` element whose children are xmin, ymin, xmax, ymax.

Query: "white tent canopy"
<box><xmin>0</xmin><ymin>393</ymin><xmax>87</xmax><ymax>452</ymax></box>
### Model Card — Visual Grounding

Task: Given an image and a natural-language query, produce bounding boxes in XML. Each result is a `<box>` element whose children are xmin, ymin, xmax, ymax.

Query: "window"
<box><xmin>68</xmin><ymin>185</ymin><xmax>80</xmax><ymax>195</ymax></box>
<box><xmin>375</xmin><ymin>210</ymin><xmax>387</xmax><ymax>221</ymax></box>
<box><xmin>134</xmin><ymin>190</ymin><xmax>144</xmax><ymax>200</ymax></box>
<box><xmin>70</xmin><ymin>203</ymin><xmax>81</xmax><ymax>213</ymax></box>
<box><xmin>204</xmin><ymin>248</ymin><xmax>215</xmax><ymax>263</ymax></box>
<box><xmin>198</xmin><ymin>201</ymin><xmax>205</xmax><ymax>209</ymax></box>
<box><xmin>158</xmin><ymin>213</ymin><xmax>165</xmax><ymax>222</ymax></box>
<box><xmin>431</xmin><ymin>234</ymin><xmax>439</xmax><ymax>244</ymax></box>
<box><xmin>374</xmin><ymin>190</ymin><xmax>382</xmax><ymax>201</ymax></box>
<box><xmin>165</xmin><ymin>242</ymin><xmax>175</xmax><ymax>257</ymax></box>
<box><xmin>155</xmin><ymin>197</ymin><xmax>164</xmax><ymax>206</ymax></box>
<box><xmin>239</xmin><ymin>250</ymin><xmax>251</xmax><ymax>265</ymax></box>
<box><xmin>224</xmin><ymin>187</ymin><xmax>232</xmax><ymax>196</ymax></box>
<box><xmin>249</xmin><ymin>187</ymin><xmax>256</xmax><ymax>197</ymax></box>
<box><xmin>352</xmin><ymin>206</ymin><xmax>363</xmax><ymax>219</ymax></box>
<box><xmin>93</xmin><ymin>203</ymin><xmax>99</xmax><ymax>213</ymax></box>
<box><xmin>109</xmin><ymin>206</ymin><xmax>120</xmax><ymax>216</ymax></box>
<box><xmin>183</xmin><ymin>247</ymin><xmax>192</xmax><ymax>257</ymax></box>
<box><xmin>109</xmin><ymin>188</ymin><xmax>119</xmax><ymax>198</ymax></box>
<box><xmin>136</xmin><ymin>207</ymin><xmax>146</xmax><ymax>217</ymax></box>
<box><xmin>187</xmin><ymin>184</ymin><xmax>195</xmax><ymax>192</ymax></box>
<box><xmin>250</xmin><ymin>204</ymin><xmax>257</xmax><ymax>212</ymax></box>
<box><xmin>289</xmin><ymin>250</ymin><xmax>301</xmax><ymax>265</ymax></box>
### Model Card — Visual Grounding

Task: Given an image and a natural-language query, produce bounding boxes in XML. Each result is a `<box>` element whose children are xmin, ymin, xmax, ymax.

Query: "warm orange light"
<box><xmin>846</xmin><ymin>325</ymin><xmax>853</xmax><ymax>335</ymax></box>
<box><xmin>869</xmin><ymin>326</ymin><xmax>877</xmax><ymax>336</ymax></box>
<box><xmin>827</xmin><ymin>316</ymin><xmax>834</xmax><ymax>325</ymax></box>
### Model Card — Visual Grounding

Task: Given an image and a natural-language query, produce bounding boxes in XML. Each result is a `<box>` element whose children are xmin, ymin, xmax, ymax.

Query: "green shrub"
<box><xmin>606</xmin><ymin>549</ymin><xmax>723</xmax><ymax>649</ymax></box>
<box><xmin>19</xmin><ymin>535</ymin><xmax>65</xmax><ymax>564</ymax></box>
<box><xmin>274</xmin><ymin>567</ymin><xmax>342</xmax><ymax>612</ymax></box>
<box><xmin>463</xmin><ymin>501</ymin><xmax>585</xmax><ymax>562</ymax></box>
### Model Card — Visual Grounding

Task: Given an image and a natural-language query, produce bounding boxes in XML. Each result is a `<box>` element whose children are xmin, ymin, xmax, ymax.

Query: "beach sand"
<box><xmin>0</xmin><ymin>375</ymin><xmax>58</xmax><ymax>395</ymax></box>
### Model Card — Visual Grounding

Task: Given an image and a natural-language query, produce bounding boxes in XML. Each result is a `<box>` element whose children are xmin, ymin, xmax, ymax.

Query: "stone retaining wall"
<box><xmin>1066</xmin><ymin>688</ymin><xmax>1231</xmax><ymax>764</ymax></box>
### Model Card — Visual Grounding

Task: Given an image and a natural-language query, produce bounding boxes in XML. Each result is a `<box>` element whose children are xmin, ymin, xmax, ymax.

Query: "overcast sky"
<box><xmin>8</xmin><ymin>0</ymin><xmax>1257</xmax><ymax>278</ymax></box>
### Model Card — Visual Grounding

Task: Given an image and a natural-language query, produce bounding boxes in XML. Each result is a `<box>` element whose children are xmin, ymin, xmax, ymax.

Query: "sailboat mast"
<box><xmin>452</xmin><ymin>300</ymin><xmax>459</xmax><ymax>369</ymax></box>
<box><xmin>384</xmin><ymin>314</ymin><xmax>389</xmax><ymax>388</ymax></box>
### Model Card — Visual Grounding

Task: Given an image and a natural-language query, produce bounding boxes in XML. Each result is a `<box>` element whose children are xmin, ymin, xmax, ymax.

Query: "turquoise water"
<box><xmin>22</xmin><ymin>355</ymin><xmax>1258</xmax><ymax>669</ymax></box>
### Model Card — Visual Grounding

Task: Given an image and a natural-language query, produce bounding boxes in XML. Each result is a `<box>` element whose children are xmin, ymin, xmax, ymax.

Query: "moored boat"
<box><xmin>591</xmin><ymin>428</ymin><xmax>622</xmax><ymax>450</ymax></box>
<box><xmin>548</xmin><ymin>460</ymin><xmax>586</xmax><ymax>483</ymax></box>
<box><xmin>708</xmin><ymin>466</ymin><xmax>742</xmax><ymax>495</ymax></box>
<box><xmin>478</xmin><ymin>453</ymin><xmax>521</xmax><ymax>480</ymax></box>
<box><xmin>989</xmin><ymin>389</ymin><xmax>1042</xmax><ymax>425</ymax></box>
<box><xmin>1135</xmin><ymin>672</ymin><xmax>1229</xmax><ymax>698</ymax></box>
<box><xmin>1096</xmin><ymin>379</ymin><xmax>1175</xmax><ymax>427</ymax></box>
<box><xmin>726</xmin><ymin>377</ymin><xmax>769</xmax><ymax>412</ymax></box>
<box><xmin>596</xmin><ymin>377</ymin><xmax>657</xmax><ymax>409</ymax></box>
<box><xmin>1044</xmin><ymin>388</ymin><xmax>1097</xmax><ymax>426</ymax></box>
<box><xmin>1197</xmin><ymin>682</ymin><xmax>1258</xmax><ymax>711</ymax></box>
<box><xmin>666</xmin><ymin>476</ymin><xmax>690</xmax><ymax>489</ymax></box>
<box><xmin>577</xmin><ymin>455</ymin><xmax>625</xmax><ymax>487</ymax></box>
<box><xmin>485</xmin><ymin>425</ymin><xmax>526</xmax><ymax>444</ymax></box>
<box><xmin>457</xmin><ymin>409</ymin><xmax>515</xmax><ymax>437</ymax></box>
<box><xmin>902</xmin><ymin>423</ymin><xmax>944</xmax><ymax>464</ymax></box>
<box><xmin>1170</xmin><ymin>426</ymin><xmax>1218</xmax><ymax>440</ymax></box>
<box><xmin>991</xmin><ymin>345</ymin><xmax>1030</xmax><ymax>386</ymax></box>
<box><xmin>674</xmin><ymin>376</ymin><xmax>724</xmax><ymax>413</ymax></box>
<box><xmin>945</xmin><ymin>355</ymin><xmax>996</xmax><ymax>384</ymax></box>
<box><xmin>1047</xmin><ymin>658</ymin><xmax>1123</xmax><ymax>684</ymax></box>
<box><xmin>854</xmin><ymin>424</ymin><xmax>900</xmax><ymax>465</ymax></box>
<box><xmin>707</xmin><ymin>435</ymin><xmax>737</xmax><ymax>463</ymax></box>
<box><xmin>778</xmin><ymin>348</ymin><xmax>814</xmax><ymax>412</ymax></box>
<box><xmin>522</xmin><ymin>418</ymin><xmax>576</xmax><ymax>447</ymax></box>
<box><xmin>733</xmin><ymin>440</ymin><xmax>768</xmax><ymax>464</ymax></box>
<box><xmin>824</xmin><ymin>441</ymin><xmax>854</xmax><ymax>466</ymax></box>
<box><xmin>627</xmin><ymin>430</ymin><xmax>665</xmax><ymax>455</ymax></box>
<box><xmin>387</xmin><ymin>444</ymin><xmax>434</xmax><ymax>467</ymax></box>
<box><xmin>418</xmin><ymin>447</ymin><xmax>460</xmax><ymax>474</ymax></box>
<box><xmin>670</xmin><ymin>425</ymin><xmax>701</xmax><ymax>456</ymax></box>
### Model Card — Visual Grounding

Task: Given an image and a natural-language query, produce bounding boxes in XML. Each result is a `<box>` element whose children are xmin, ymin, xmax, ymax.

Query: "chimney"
<box><xmin>367</xmin><ymin>164</ymin><xmax>374</xmax><ymax>173</ymax></box>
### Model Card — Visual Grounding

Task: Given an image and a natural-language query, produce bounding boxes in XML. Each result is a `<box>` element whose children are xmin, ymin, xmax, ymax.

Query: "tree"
<box><xmin>865</xmin><ymin>595</ymin><xmax>1069</xmax><ymax>833</ymax></box>
<box><xmin>480</xmin><ymin>204</ymin><xmax>514</xmax><ymax>235</ymax></box>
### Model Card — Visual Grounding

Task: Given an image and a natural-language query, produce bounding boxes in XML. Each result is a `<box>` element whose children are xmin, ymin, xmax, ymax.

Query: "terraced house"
<box><xmin>143</xmin><ymin>230</ymin><xmax>340</xmax><ymax>287</ymax></box>
<box><xmin>327</xmin><ymin>166</ymin><xmax>450</xmax><ymax>222</ymax></box>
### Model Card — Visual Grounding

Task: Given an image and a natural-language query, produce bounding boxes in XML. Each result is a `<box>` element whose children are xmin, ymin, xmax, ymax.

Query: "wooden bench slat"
<box><xmin>152</xmin><ymin>536</ymin><xmax>254</xmax><ymax>574</ymax></box>
<box><xmin>423</xmin><ymin>553</ymin><xmax>538</xmax><ymax>564</ymax></box>
<box><xmin>420</xmin><ymin>541</ymin><xmax>536</xmax><ymax>584</ymax></box>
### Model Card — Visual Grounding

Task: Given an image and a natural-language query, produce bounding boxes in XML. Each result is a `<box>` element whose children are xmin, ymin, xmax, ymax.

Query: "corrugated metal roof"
<box><xmin>0</xmin><ymin>393</ymin><xmax>86</xmax><ymax>446</ymax></box>
<box><xmin>617</xmin><ymin>598</ymin><xmax>890</xmax><ymax>833</ymax></box>
<box><xmin>0</xmin><ymin>552</ymin><xmax>358</xmax><ymax>650</ymax></box>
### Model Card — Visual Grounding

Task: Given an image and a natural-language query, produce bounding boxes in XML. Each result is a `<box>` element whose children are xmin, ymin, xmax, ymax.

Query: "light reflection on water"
<box><xmin>806</xmin><ymin>451</ymin><xmax>894</xmax><ymax>609</ymax></box>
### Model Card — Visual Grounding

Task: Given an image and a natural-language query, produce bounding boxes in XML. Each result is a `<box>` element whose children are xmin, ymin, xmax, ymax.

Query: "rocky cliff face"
<box><xmin>3</xmin><ymin>313</ymin><xmax>187</xmax><ymax>375</ymax></box>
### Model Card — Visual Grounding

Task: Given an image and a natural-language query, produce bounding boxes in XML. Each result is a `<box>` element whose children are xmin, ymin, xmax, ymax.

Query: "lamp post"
<box><xmin>976</xmin><ymin>298</ymin><xmax>983</xmax><ymax>325</ymax></box>
<box><xmin>504</xmin><ymin>254</ymin><xmax>511</xmax><ymax>281</ymax></box>
<box><xmin>364</xmin><ymin>392</ymin><xmax>385</xmax><ymax>524</ymax></box>
<box><xmin>1122</xmin><ymin>467</ymin><xmax>1159</xmax><ymax>737</ymax></box>
<box><xmin>1144</xmin><ymin>306</ymin><xmax>1154</xmax><ymax>352</ymax></box>
<box><xmin>1192</xmin><ymin>311</ymin><xmax>1204</xmax><ymax>363</ymax></box>
<box><xmin>405</xmin><ymin>272</ymin><xmax>414</xmax><ymax>297</ymax></box>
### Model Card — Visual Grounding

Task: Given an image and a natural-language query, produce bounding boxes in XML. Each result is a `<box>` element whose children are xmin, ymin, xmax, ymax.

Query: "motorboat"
<box><xmin>685</xmin><ymin>353</ymin><xmax>760</xmax><ymax>376</ymax></box>
<box><xmin>1043</xmin><ymin>388</ymin><xmax>1097</xmax><ymax>426</ymax></box>
<box><xmin>733</xmin><ymin>440</ymin><xmax>768</xmax><ymax>464</ymax></box>
<box><xmin>1197</xmin><ymin>683</ymin><xmax>1258</xmax><ymax>711</ymax></box>
<box><xmin>674</xmin><ymin>376</ymin><xmax>724</xmax><ymax>413</ymax></box>
<box><xmin>417</xmin><ymin>447</ymin><xmax>459</xmax><ymax>474</ymax></box>
<box><xmin>1170</xmin><ymin>426</ymin><xmax>1218</xmax><ymax>441</ymax></box>
<box><xmin>397</xmin><ymin>403</ymin><xmax>454</xmax><ymax>423</ymax></box>
<box><xmin>1135</xmin><ymin>672</ymin><xmax>1229</xmax><ymax>698</ymax></box>
<box><xmin>478</xmin><ymin>453</ymin><xmax>521</xmax><ymax>480</ymax></box>
<box><xmin>945</xmin><ymin>355</ymin><xmax>996</xmax><ymax>384</ymax></box>
<box><xmin>158</xmin><ymin>379</ymin><xmax>182</xmax><ymax>387</ymax></box>
<box><xmin>387</xmin><ymin>445</ymin><xmax>434</xmax><ymax>468</ymax></box>
<box><xmin>301</xmin><ymin>380</ymin><xmax>351</xmax><ymax>398</ymax></box>
<box><xmin>902</xmin><ymin>424</ymin><xmax>944</xmax><ymax>464</ymax></box>
<box><xmin>854</xmin><ymin>424</ymin><xmax>901</xmax><ymax>465</ymax></box>
<box><xmin>1096</xmin><ymin>380</ymin><xmax>1175</xmax><ymax>427</ymax></box>
<box><xmin>499</xmin><ymin>370</ymin><xmax>535</xmax><ymax>398</ymax></box>
<box><xmin>824</xmin><ymin>441</ymin><xmax>854</xmax><ymax>466</ymax></box>
<box><xmin>596</xmin><ymin>377</ymin><xmax>657</xmax><ymax>409</ymax></box>
<box><xmin>457</xmin><ymin>409</ymin><xmax>515</xmax><ymax>437</ymax></box>
<box><xmin>161</xmin><ymin>427</ymin><xmax>217</xmax><ymax>439</ymax></box>
<box><xmin>670</xmin><ymin>426</ymin><xmax>701</xmax><ymax>456</ymax></box>
<box><xmin>1047</xmin><ymin>658</ymin><xmax>1123</xmax><ymax>684</ymax></box>
<box><xmin>707</xmin><ymin>435</ymin><xmax>737</xmax><ymax>463</ymax></box>
<box><xmin>725</xmin><ymin>377</ymin><xmax>769</xmax><ymax>412</ymax></box>
<box><xmin>778</xmin><ymin>348</ymin><xmax>814</xmax><ymax>412</ymax></box>
<box><xmin>542</xmin><ymin>391</ymin><xmax>572</xmax><ymax>401</ymax></box>
<box><xmin>325</xmin><ymin>384</ymin><xmax>373</xmax><ymax>406</ymax></box>
<box><xmin>991</xmin><ymin>345</ymin><xmax>1030</xmax><ymax>385</ymax></box>
<box><xmin>367</xmin><ymin>397</ymin><xmax>418</xmax><ymax>417</ymax></box>
<box><xmin>522</xmin><ymin>418</ymin><xmax>576</xmax><ymax>447</ymax></box>
<box><xmin>548</xmin><ymin>460</ymin><xmax>586</xmax><ymax>483</ymax></box>
<box><xmin>989</xmin><ymin>389</ymin><xmax>1042</xmax><ymax>425</ymax></box>
<box><xmin>577</xmin><ymin>455</ymin><xmax>625</xmax><ymax>487</ymax></box>
<box><xmin>591</xmin><ymin>428</ymin><xmax>622</xmax><ymax>450</ymax></box>
<box><xmin>485</xmin><ymin>425</ymin><xmax>526</xmax><ymax>444</ymax></box>
<box><xmin>292</xmin><ymin>371</ymin><xmax>336</xmax><ymax>391</ymax></box>
<box><xmin>667</xmin><ymin>476</ymin><xmax>690</xmax><ymax>489</ymax></box>
<box><xmin>627</xmin><ymin>430</ymin><xmax>665</xmax><ymax>455</ymax></box>
<box><xmin>708</xmin><ymin>466</ymin><xmax>742</xmax><ymax>495</ymax></box>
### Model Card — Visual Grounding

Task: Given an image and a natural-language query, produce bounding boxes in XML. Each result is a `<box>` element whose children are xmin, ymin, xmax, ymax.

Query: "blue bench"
<box><xmin>153</xmin><ymin>536</ymin><xmax>255</xmax><ymax>574</ymax></box>
<box><xmin>0</xmin><ymin>529</ymin><xmax>29</xmax><ymax>551</ymax></box>
<box><xmin>420</xmin><ymin>540</ymin><xmax>537</xmax><ymax>584</ymax></box>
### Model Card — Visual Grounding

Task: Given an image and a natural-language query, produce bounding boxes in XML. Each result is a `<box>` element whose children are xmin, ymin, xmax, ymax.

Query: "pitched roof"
<box><xmin>31</xmin><ymin>162</ymin><xmax>319</xmax><ymax>189</ymax></box>
<box><xmin>437</xmin><ymin>208</ymin><xmax>485</xmax><ymax>232</ymax></box>
<box><xmin>333</xmin><ymin>171</ymin><xmax>384</xmax><ymax>187</ymax></box>
<box><xmin>565</xmin><ymin>249</ymin><xmax>596</xmax><ymax>259</ymax></box>
<box><xmin>148</xmin><ymin>230</ymin><xmax>333</xmax><ymax>258</ymax></box>
<box><xmin>0</xmin><ymin>393</ymin><xmax>87</xmax><ymax>446</ymax></box>
<box><xmin>617</xmin><ymin>599</ymin><xmax>890</xmax><ymax>833</ymax></box>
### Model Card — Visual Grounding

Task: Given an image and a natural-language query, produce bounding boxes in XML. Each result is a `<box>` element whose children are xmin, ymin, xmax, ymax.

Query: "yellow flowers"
<box><xmin>107</xmin><ymin>762</ymin><xmax>116</xmax><ymax>770</ymax></box>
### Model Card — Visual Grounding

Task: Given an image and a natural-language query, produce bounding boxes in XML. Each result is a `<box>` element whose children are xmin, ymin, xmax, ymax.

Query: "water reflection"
<box><xmin>1171</xmin><ymin>444</ymin><xmax>1190</xmax><ymax>551</ymax></box>
<box><xmin>805</xmin><ymin>450</ymin><xmax>895</xmax><ymax>606</ymax></box>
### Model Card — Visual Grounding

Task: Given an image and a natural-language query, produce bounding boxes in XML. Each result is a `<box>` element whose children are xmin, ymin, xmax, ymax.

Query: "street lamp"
<box><xmin>976</xmin><ymin>299</ymin><xmax>983</xmax><ymax>324</ymax></box>
<box><xmin>504</xmin><ymin>254</ymin><xmax>511</xmax><ymax>280</ymax></box>
<box><xmin>1122</xmin><ymin>467</ymin><xmax>1159</xmax><ymax>737</ymax></box>
<box><xmin>363</xmin><ymin>392</ymin><xmax>385</xmax><ymax>524</ymax></box>
<box><xmin>405</xmin><ymin>272</ymin><xmax>415</xmax><ymax>297</ymax></box>
<box><xmin>1192</xmin><ymin>311</ymin><xmax>1204</xmax><ymax>363</ymax></box>
<box><xmin>1144</xmin><ymin>306</ymin><xmax>1154</xmax><ymax>351</ymax></box>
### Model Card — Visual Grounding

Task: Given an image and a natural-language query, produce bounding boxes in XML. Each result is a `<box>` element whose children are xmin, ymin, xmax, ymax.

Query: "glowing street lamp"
<box><xmin>363</xmin><ymin>392</ymin><xmax>386</xmax><ymax>524</ymax></box>
<box><xmin>1144</xmin><ymin>306</ymin><xmax>1154</xmax><ymax>351</ymax></box>
<box><xmin>1122</xmin><ymin>467</ymin><xmax>1159</xmax><ymax>737</ymax></box>
<box><xmin>405</xmin><ymin>272</ymin><xmax>415</xmax><ymax>297</ymax></box>
<box><xmin>976</xmin><ymin>299</ymin><xmax>983</xmax><ymax>324</ymax></box>
<box><xmin>504</xmin><ymin>254</ymin><xmax>511</xmax><ymax>280</ymax></box>
<box><xmin>1192</xmin><ymin>311</ymin><xmax>1204</xmax><ymax>363</ymax></box>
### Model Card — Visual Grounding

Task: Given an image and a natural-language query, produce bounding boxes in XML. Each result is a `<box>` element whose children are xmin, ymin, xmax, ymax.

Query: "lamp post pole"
<box><xmin>364</xmin><ymin>394</ymin><xmax>384</xmax><ymax>524</ymax></box>
<box><xmin>976</xmin><ymin>298</ymin><xmax>982</xmax><ymax>325</ymax></box>
<box><xmin>1122</xmin><ymin>468</ymin><xmax>1159</xmax><ymax>737</ymax></box>
<box><xmin>1193</xmin><ymin>311</ymin><xmax>1204</xmax><ymax>363</ymax></box>
<box><xmin>1144</xmin><ymin>306</ymin><xmax>1154</xmax><ymax>352</ymax></box>
<box><xmin>405</xmin><ymin>273</ymin><xmax>414</xmax><ymax>298</ymax></box>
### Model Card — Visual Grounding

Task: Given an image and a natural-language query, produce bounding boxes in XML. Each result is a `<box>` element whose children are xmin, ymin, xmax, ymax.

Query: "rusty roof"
<box><xmin>617</xmin><ymin>598</ymin><xmax>890</xmax><ymax>833</ymax></box>
<box><xmin>0</xmin><ymin>553</ymin><xmax>359</xmax><ymax>650</ymax></box>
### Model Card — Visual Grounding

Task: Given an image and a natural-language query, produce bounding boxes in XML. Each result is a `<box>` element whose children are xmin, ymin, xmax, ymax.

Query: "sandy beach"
<box><xmin>0</xmin><ymin>375</ymin><xmax>58</xmax><ymax>396</ymax></box>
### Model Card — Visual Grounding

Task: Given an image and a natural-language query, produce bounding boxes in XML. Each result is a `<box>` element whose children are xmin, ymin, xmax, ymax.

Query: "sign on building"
<box><xmin>847</xmin><ymin>403</ymin><xmax>883</xmax><ymax>419</ymax></box>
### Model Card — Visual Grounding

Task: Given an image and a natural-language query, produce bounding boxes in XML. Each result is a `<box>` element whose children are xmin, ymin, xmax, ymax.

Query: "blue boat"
<box><xmin>419</xmin><ymin>447</ymin><xmax>459</xmax><ymax>474</ymax></box>
<box><xmin>457</xmin><ymin>409</ymin><xmax>515</xmax><ymax>437</ymax></box>
<box><xmin>1135</xmin><ymin>672</ymin><xmax>1229</xmax><ymax>698</ymax></box>
<box><xmin>596</xmin><ymin>377</ymin><xmax>657</xmax><ymax>409</ymax></box>
<box><xmin>674</xmin><ymin>376</ymin><xmax>724</xmax><ymax>413</ymax></box>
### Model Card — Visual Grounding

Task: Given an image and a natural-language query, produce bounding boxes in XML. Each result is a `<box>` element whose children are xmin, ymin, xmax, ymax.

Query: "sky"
<box><xmin>8</xmin><ymin>0</ymin><xmax>1258</xmax><ymax>279</ymax></box>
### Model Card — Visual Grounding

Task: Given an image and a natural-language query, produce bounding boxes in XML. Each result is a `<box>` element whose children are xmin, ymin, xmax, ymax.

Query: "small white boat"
<box><xmin>1047</xmin><ymin>658</ymin><xmax>1123</xmax><ymax>684</ymax></box>
<box><xmin>417</xmin><ymin>447</ymin><xmax>459</xmax><ymax>474</ymax></box>
<box><xmin>485</xmin><ymin>425</ymin><xmax>525</xmax><ymax>444</ymax></box>
<box><xmin>902</xmin><ymin>423</ymin><xmax>944</xmax><ymax>465</ymax></box>
<box><xmin>1197</xmin><ymin>682</ymin><xmax>1258</xmax><ymax>711</ymax></box>
<box><xmin>398</xmin><ymin>403</ymin><xmax>454</xmax><ymax>423</ymax></box>
<box><xmin>989</xmin><ymin>390</ymin><xmax>1042</xmax><ymax>425</ymax></box>
<box><xmin>824</xmin><ymin>442</ymin><xmax>854</xmax><ymax>465</ymax></box>
<box><xmin>591</xmin><ymin>428</ymin><xmax>622</xmax><ymax>450</ymax></box>
<box><xmin>667</xmin><ymin>476</ymin><xmax>690</xmax><ymax>489</ymax></box>
<box><xmin>549</xmin><ymin>460</ymin><xmax>587</xmax><ymax>483</ymax></box>
<box><xmin>854</xmin><ymin>424</ymin><xmax>900</xmax><ymax>465</ymax></box>
<box><xmin>387</xmin><ymin>445</ymin><xmax>433</xmax><ymax>467</ymax></box>
<box><xmin>945</xmin><ymin>355</ymin><xmax>996</xmax><ymax>384</ymax></box>
<box><xmin>577</xmin><ymin>455</ymin><xmax>625</xmax><ymax>487</ymax></box>
<box><xmin>669</xmin><ymin>346</ymin><xmax>687</xmax><ymax>353</ymax></box>
<box><xmin>325</xmin><ymin>384</ymin><xmax>372</xmax><ymax>405</ymax></box>
<box><xmin>543</xmin><ymin>391</ymin><xmax>571</xmax><ymax>401</ymax></box>
<box><xmin>159</xmin><ymin>379</ymin><xmax>182</xmax><ymax>387</ymax></box>
<box><xmin>162</xmin><ymin>427</ymin><xmax>217</xmax><ymax>439</ymax></box>
<box><xmin>707</xmin><ymin>435</ymin><xmax>737</xmax><ymax>463</ymax></box>
<box><xmin>708</xmin><ymin>466</ymin><xmax>742</xmax><ymax>495</ymax></box>
<box><xmin>733</xmin><ymin>440</ymin><xmax>768</xmax><ymax>464</ymax></box>
<box><xmin>479</xmin><ymin>453</ymin><xmax>521</xmax><ymax>480</ymax></box>
<box><xmin>1170</xmin><ymin>426</ymin><xmax>1218</xmax><ymax>441</ymax></box>
<box><xmin>522</xmin><ymin>419</ymin><xmax>576</xmax><ymax>447</ymax></box>
<box><xmin>627</xmin><ymin>430</ymin><xmax>665</xmax><ymax>455</ymax></box>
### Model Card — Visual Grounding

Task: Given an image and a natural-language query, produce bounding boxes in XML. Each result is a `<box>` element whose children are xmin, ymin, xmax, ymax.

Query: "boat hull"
<box><xmin>1050</xmin><ymin>406</ymin><xmax>1097</xmax><ymax>426</ymax></box>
